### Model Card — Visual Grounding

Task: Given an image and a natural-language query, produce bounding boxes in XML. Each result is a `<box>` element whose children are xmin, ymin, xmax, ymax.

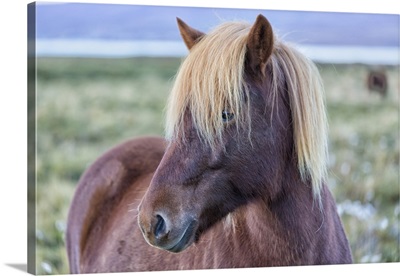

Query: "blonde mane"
<box><xmin>270</xmin><ymin>43</ymin><xmax>328</xmax><ymax>202</ymax></box>
<box><xmin>165</xmin><ymin>21</ymin><xmax>328</xmax><ymax>201</ymax></box>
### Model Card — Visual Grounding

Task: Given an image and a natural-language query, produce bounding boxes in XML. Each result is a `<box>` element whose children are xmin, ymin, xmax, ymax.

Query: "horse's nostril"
<box><xmin>154</xmin><ymin>214</ymin><xmax>167</xmax><ymax>239</ymax></box>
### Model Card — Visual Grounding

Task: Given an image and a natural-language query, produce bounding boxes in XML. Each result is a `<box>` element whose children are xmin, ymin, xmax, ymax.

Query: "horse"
<box><xmin>367</xmin><ymin>69</ymin><xmax>388</xmax><ymax>97</ymax></box>
<box><xmin>66</xmin><ymin>14</ymin><xmax>352</xmax><ymax>273</ymax></box>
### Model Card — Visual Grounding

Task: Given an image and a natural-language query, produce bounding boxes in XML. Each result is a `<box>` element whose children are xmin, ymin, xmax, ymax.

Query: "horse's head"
<box><xmin>137</xmin><ymin>14</ymin><xmax>327</xmax><ymax>253</ymax></box>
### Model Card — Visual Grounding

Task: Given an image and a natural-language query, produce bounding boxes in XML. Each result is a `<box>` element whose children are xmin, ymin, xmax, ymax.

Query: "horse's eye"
<box><xmin>222</xmin><ymin>111</ymin><xmax>234</xmax><ymax>122</ymax></box>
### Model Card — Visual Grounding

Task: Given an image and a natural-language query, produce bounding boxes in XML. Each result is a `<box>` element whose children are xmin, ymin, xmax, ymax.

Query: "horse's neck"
<box><xmin>200</xmin><ymin>173</ymin><xmax>321</xmax><ymax>266</ymax></box>
<box><xmin>194</xmin><ymin>198</ymin><xmax>293</xmax><ymax>267</ymax></box>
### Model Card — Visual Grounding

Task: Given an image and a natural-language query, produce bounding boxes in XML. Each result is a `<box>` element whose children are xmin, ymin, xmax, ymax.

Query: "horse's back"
<box><xmin>66</xmin><ymin>136</ymin><xmax>166</xmax><ymax>273</ymax></box>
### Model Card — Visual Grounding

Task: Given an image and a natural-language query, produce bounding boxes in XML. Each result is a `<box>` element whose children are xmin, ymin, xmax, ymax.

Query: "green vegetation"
<box><xmin>35</xmin><ymin>57</ymin><xmax>399</xmax><ymax>274</ymax></box>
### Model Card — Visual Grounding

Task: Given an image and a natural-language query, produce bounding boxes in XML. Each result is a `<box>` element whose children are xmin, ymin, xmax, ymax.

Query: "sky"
<box><xmin>35</xmin><ymin>2</ymin><xmax>399</xmax><ymax>47</ymax></box>
<box><xmin>31</xmin><ymin>2</ymin><xmax>399</xmax><ymax>63</ymax></box>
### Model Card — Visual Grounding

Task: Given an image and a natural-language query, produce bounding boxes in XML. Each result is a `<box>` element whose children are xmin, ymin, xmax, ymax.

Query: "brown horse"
<box><xmin>66</xmin><ymin>15</ymin><xmax>352</xmax><ymax>273</ymax></box>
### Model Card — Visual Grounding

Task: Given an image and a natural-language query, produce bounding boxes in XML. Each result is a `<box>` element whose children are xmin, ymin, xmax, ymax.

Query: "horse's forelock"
<box><xmin>165</xmin><ymin>21</ymin><xmax>252</xmax><ymax>148</ymax></box>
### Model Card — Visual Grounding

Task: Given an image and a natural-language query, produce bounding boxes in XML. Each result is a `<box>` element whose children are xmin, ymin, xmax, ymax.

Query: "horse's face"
<box><xmin>138</xmin><ymin>15</ymin><xmax>290</xmax><ymax>253</ymax></box>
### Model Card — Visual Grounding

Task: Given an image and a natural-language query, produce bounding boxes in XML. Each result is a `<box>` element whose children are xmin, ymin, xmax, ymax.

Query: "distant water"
<box><xmin>36</xmin><ymin>39</ymin><xmax>399</xmax><ymax>65</ymax></box>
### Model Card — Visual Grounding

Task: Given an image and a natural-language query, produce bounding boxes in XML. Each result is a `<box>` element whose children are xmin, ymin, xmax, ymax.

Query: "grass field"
<box><xmin>35</xmin><ymin>57</ymin><xmax>399</xmax><ymax>274</ymax></box>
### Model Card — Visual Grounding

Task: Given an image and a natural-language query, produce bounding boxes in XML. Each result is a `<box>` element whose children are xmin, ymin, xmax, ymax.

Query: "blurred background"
<box><xmin>33</xmin><ymin>2</ymin><xmax>399</xmax><ymax>274</ymax></box>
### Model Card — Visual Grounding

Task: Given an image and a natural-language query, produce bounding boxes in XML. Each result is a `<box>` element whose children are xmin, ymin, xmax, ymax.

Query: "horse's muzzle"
<box><xmin>138</xmin><ymin>212</ymin><xmax>198</xmax><ymax>253</ymax></box>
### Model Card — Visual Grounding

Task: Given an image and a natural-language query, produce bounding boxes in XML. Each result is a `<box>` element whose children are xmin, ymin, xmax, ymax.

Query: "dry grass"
<box><xmin>319</xmin><ymin>64</ymin><xmax>399</xmax><ymax>263</ymax></box>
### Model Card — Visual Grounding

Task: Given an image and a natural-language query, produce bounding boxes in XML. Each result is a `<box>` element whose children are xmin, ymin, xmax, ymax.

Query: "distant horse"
<box><xmin>367</xmin><ymin>69</ymin><xmax>388</xmax><ymax>97</ymax></box>
<box><xmin>66</xmin><ymin>15</ymin><xmax>352</xmax><ymax>273</ymax></box>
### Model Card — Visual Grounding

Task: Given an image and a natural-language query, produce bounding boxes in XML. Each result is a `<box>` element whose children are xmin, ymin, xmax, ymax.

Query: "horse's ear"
<box><xmin>246</xmin><ymin>14</ymin><xmax>274</xmax><ymax>74</ymax></box>
<box><xmin>177</xmin><ymin>17</ymin><xmax>205</xmax><ymax>50</ymax></box>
